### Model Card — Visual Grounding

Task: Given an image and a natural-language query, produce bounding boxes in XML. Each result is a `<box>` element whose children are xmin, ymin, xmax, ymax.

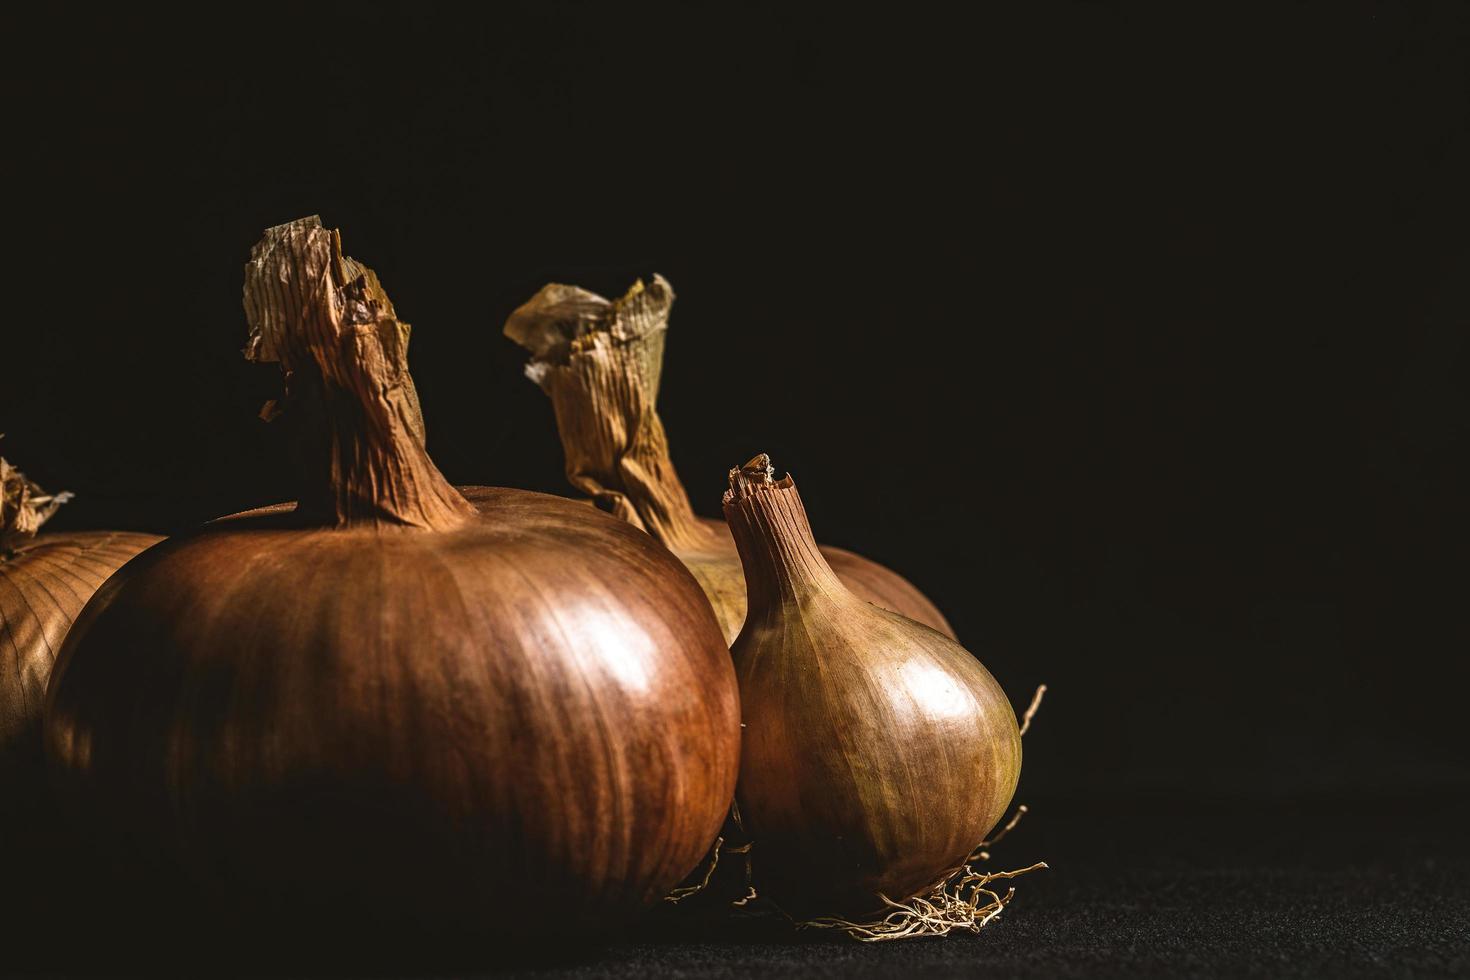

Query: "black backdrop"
<box><xmin>4</xmin><ymin>0</ymin><xmax>1468</xmax><ymax>948</ymax></box>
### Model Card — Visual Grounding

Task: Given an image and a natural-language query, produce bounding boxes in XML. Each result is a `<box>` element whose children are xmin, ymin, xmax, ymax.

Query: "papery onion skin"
<box><xmin>42</xmin><ymin>217</ymin><xmax>740</xmax><ymax>940</ymax></box>
<box><xmin>1</xmin><ymin>531</ymin><xmax>160</xmax><ymax>829</ymax></box>
<box><xmin>723</xmin><ymin>456</ymin><xmax>1019</xmax><ymax>919</ymax></box>
<box><xmin>45</xmin><ymin>489</ymin><xmax>737</xmax><ymax>935</ymax></box>
<box><xmin>1</xmin><ymin>454</ymin><xmax>161</xmax><ymax>849</ymax></box>
<box><xmin>503</xmin><ymin>276</ymin><xmax>955</xmax><ymax>643</ymax></box>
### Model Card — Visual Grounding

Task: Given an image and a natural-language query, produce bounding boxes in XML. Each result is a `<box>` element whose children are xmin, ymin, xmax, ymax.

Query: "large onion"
<box><xmin>722</xmin><ymin>455</ymin><xmax>1019</xmax><ymax>918</ymax></box>
<box><xmin>503</xmin><ymin>277</ymin><xmax>954</xmax><ymax>643</ymax></box>
<box><xmin>44</xmin><ymin>217</ymin><xmax>740</xmax><ymax>941</ymax></box>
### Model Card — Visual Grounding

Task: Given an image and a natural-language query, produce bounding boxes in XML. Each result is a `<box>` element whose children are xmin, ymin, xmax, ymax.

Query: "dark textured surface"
<box><xmin>504</xmin><ymin>793</ymin><xmax>1470</xmax><ymax>980</ymax></box>
<box><xmin>6</xmin><ymin>791</ymin><xmax>1465</xmax><ymax>978</ymax></box>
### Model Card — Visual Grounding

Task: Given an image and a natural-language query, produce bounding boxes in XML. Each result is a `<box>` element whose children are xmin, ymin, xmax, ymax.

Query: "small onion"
<box><xmin>43</xmin><ymin>217</ymin><xmax>740</xmax><ymax>940</ymax></box>
<box><xmin>722</xmin><ymin>455</ymin><xmax>1019</xmax><ymax>918</ymax></box>
<box><xmin>0</xmin><ymin>454</ymin><xmax>160</xmax><ymax>848</ymax></box>
<box><xmin>503</xmin><ymin>277</ymin><xmax>954</xmax><ymax>643</ymax></box>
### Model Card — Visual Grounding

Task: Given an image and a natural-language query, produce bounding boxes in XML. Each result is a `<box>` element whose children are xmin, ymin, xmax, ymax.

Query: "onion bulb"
<box><xmin>503</xmin><ymin>277</ymin><xmax>954</xmax><ymax>643</ymax></box>
<box><xmin>1</xmin><ymin>455</ymin><xmax>160</xmax><ymax>852</ymax></box>
<box><xmin>723</xmin><ymin>454</ymin><xmax>1019</xmax><ymax>918</ymax></box>
<box><xmin>43</xmin><ymin>217</ymin><xmax>740</xmax><ymax>940</ymax></box>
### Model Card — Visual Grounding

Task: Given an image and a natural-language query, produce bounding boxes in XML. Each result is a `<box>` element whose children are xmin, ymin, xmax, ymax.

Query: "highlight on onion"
<box><xmin>1</xmin><ymin>451</ymin><xmax>160</xmax><ymax>851</ymax></box>
<box><xmin>43</xmin><ymin>217</ymin><xmax>741</xmax><ymax>942</ymax></box>
<box><xmin>719</xmin><ymin>454</ymin><xmax>1023</xmax><ymax>922</ymax></box>
<box><xmin>502</xmin><ymin>277</ymin><xmax>954</xmax><ymax>643</ymax></box>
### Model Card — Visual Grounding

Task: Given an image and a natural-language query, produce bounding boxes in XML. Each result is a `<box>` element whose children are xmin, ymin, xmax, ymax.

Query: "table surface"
<box><xmin>6</xmin><ymin>791</ymin><xmax>1466</xmax><ymax>980</ymax></box>
<box><xmin>481</xmin><ymin>791</ymin><xmax>1470</xmax><ymax>980</ymax></box>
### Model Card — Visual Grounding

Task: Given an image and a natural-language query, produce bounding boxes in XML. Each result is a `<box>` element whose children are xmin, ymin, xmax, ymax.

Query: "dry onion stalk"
<box><xmin>719</xmin><ymin>453</ymin><xmax>1027</xmax><ymax>923</ymax></box>
<box><xmin>503</xmin><ymin>277</ymin><xmax>954</xmax><ymax>643</ymax></box>
<box><xmin>43</xmin><ymin>217</ymin><xmax>740</xmax><ymax>941</ymax></box>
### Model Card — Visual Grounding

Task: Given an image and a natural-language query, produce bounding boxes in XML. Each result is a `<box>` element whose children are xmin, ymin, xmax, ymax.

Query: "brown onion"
<box><xmin>1</xmin><ymin>456</ymin><xmax>160</xmax><ymax>847</ymax></box>
<box><xmin>722</xmin><ymin>454</ymin><xmax>1019</xmax><ymax>918</ymax></box>
<box><xmin>503</xmin><ymin>277</ymin><xmax>954</xmax><ymax>643</ymax></box>
<box><xmin>43</xmin><ymin>217</ymin><xmax>740</xmax><ymax>940</ymax></box>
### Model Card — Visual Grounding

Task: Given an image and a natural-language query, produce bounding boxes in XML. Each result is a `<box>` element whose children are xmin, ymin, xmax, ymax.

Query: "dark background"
<box><xmin>4</xmin><ymin>3</ymin><xmax>1467</xmax><ymax>976</ymax></box>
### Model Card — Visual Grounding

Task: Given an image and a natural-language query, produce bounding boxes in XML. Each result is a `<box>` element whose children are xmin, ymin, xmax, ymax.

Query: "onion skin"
<box><xmin>1</xmin><ymin>531</ymin><xmax>160</xmax><ymax>824</ymax></box>
<box><xmin>42</xmin><ymin>217</ymin><xmax>740</xmax><ymax>939</ymax></box>
<box><xmin>723</xmin><ymin>456</ymin><xmax>1019</xmax><ymax>918</ymax></box>
<box><xmin>503</xmin><ymin>277</ymin><xmax>954</xmax><ymax>643</ymax></box>
<box><xmin>45</xmin><ymin>489</ymin><xmax>738</xmax><ymax>934</ymax></box>
<box><xmin>1</xmin><ymin>454</ymin><xmax>161</xmax><ymax>848</ymax></box>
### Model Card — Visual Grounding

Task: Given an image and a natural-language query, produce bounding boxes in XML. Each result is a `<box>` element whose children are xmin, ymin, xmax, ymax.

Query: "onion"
<box><xmin>721</xmin><ymin>454</ymin><xmax>1019</xmax><ymax>918</ymax></box>
<box><xmin>43</xmin><ymin>217</ymin><xmax>741</xmax><ymax>940</ymax></box>
<box><xmin>503</xmin><ymin>277</ymin><xmax>954</xmax><ymax>643</ymax></box>
<box><xmin>1</xmin><ymin>455</ymin><xmax>160</xmax><ymax>849</ymax></box>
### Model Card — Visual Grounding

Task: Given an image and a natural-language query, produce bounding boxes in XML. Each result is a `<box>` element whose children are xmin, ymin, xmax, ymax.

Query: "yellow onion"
<box><xmin>723</xmin><ymin>454</ymin><xmax>1019</xmax><ymax>918</ymax></box>
<box><xmin>43</xmin><ymin>217</ymin><xmax>740</xmax><ymax>942</ymax></box>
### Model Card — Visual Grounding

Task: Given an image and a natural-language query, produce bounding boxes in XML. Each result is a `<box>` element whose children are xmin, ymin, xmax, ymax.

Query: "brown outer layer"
<box><xmin>724</xmin><ymin>478</ymin><xmax>1019</xmax><ymax>918</ymax></box>
<box><xmin>43</xmin><ymin>487</ymin><xmax>740</xmax><ymax>936</ymax></box>
<box><xmin>1</xmin><ymin>531</ymin><xmax>161</xmax><ymax>788</ymax></box>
